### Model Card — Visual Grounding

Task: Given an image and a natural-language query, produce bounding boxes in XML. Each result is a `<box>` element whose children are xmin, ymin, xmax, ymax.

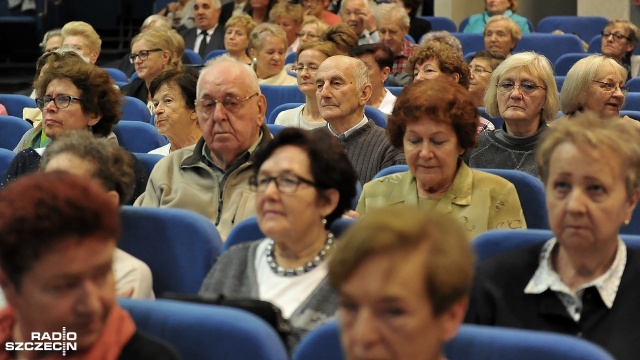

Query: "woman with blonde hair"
<box><xmin>269</xmin><ymin>2</ymin><xmax>304</xmax><ymax>55</ymax></box>
<box><xmin>561</xmin><ymin>54</ymin><xmax>631</xmax><ymax>119</ymax></box>
<box><xmin>296</xmin><ymin>16</ymin><xmax>329</xmax><ymax>46</ymax></box>
<box><xmin>122</xmin><ymin>29</ymin><xmax>183</xmax><ymax>110</ymax></box>
<box><xmin>465</xmin><ymin>52</ymin><xmax>560</xmax><ymax>178</ymax></box>
<box><xmin>483</xmin><ymin>15</ymin><xmax>522</xmax><ymax>57</ymax></box>
<box><xmin>224</xmin><ymin>14</ymin><xmax>256</xmax><ymax>65</ymax></box>
<box><xmin>249</xmin><ymin>23</ymin><xmax>296</xmax><ymax>85</ymax></box>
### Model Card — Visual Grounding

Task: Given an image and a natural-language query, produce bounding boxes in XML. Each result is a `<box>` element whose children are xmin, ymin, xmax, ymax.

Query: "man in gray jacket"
<box><xmin>135</xmin><ymin>55</ymin><xmax>271</xmax><ymax>240</ymax></box>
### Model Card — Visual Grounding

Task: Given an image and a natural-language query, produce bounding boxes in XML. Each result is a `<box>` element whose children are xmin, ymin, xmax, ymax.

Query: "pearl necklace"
<box><xmin>266</xmin><ymin>232</ymin><xmax>335</xmax><ymax>277</ymax></box>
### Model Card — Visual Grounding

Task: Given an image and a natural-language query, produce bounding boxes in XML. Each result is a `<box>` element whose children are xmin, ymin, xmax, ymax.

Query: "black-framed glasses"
<box><xmin>496</xmin><ymin>81</ymin><xmax>546</xmax><ymax>94</ymax></box>
<box><xmin>129</xmin><ymin>48</ymin><xmax>163</xmax><ymax>63</ymax></box>
<box><xmin>195</xmin><ymin>93</ymin><xmax>258</xmax><ymax>116</ymax></box>
<box><xmin>592</xmin><ymin>80</ymin><xmax>630</xmax><ymax>95</ymax></box>
<box><xmin>36</xmin><ymin>94</ymin><xmax>83</xmax><ymax>110</ymax></box>
<box><xmin>249</xmin><ymin>173</ymin><xmax>316</xmax><ymax>193</ymax></box>
<box><xmin>601</xmin><ymin>31</ymin><xmax>631</xmax><ymax>42</ymax></box>
<box><xmin>293</xmin><ymin>64</ymin><xmax>319</xmax><ymax>74</ymax></box>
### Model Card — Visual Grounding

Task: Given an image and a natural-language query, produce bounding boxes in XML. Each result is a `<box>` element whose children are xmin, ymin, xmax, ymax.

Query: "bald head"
<box><xmin>316</xmin><ymin>55</ymin><xmax>371</xmax><ymax>126</ymax></box>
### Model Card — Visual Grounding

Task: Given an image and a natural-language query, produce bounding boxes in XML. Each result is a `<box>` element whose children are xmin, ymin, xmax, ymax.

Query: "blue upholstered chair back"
<box><xmin>536</xmin><ymin>16</ymin><xmax>608</xmax><ymax>47</ymax></box>
<box><xmin>0</xmin><ymin>115</ymin><xmax>32</xmax><ymax>150</ymax></box>
<box><xmin>0</xmin><ymin>94</ymin><xmax>36</xmax><ymax>118</ymax></box>
<box><xmin>113</xmin><ymin>121</ymin><xmax>168</xmax><ymax>153</ymax></box>
<box><xmin>419</xmin><ymin>16</ymin><xmax>456</xmax><ymax>32</ymax></box>
<box><xmin>477</xmin><ymin>168</ymin><xmax>549</xmax><ymax>230</ymax></box>
<box><xmin>120</xmin><ymin>298</ymin><xmax>288</xmax><ymax>360</ymax></box>
<box><xmin>102</xmin><ymin>67</ymin><xmax>129</xmax><ymax>82</ymax></box>
<box><xmin>554</xmin><ymin>53</ymin><xmax>591</xmax><ymax>76</ymax></box>
<box><xmin>266</xmin><ymin>102</ymin><xmax>304</xmax><ymax>124</ymax></box>
<box><xmin>132</xmin><ymin>152</ymin><xmax>164</xmax><ymax>176</ymax></box>
<box><xmin>260</xmin><ymin>85</ymin><xmax>305</xmax><ymax>121</ymax></box>
<box><xmin>204</xmin><ymin>49</ymin><xmax>228</xmax><ymax>62</ymax></box>
<box><xmin>0</xmin><ymin>148</ymin><xmax>15</xmax><ymax>176</ymax></box>
<box><xmin>122</xmin><ymin>96</ymin><xmax>152</xmax><ymax>123</ymax></box>
<box><xmin>514</xmin><ymin>33</ymin><xmax>584</xmax><ymax>64</ymax></box>
<box><xmin>472</xmin><ymin>229</ymin><xmax>640</xmax><ymax>262</ymax></box>
<box><xmin>119</xmin><ymin>206</ymin><xmax>223</xmax><ymax>296</ymax></box>
<box><xmin>293</xmin><ymin>320</ymin><xmax>615</xmax><ymax>360</ymax></box>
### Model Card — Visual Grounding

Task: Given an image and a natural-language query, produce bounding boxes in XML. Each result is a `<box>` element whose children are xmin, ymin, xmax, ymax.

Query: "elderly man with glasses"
<box><xmin>135</xmin><ymin>54</ymin><xmax>272</xmax><ymax>240</ymax></box>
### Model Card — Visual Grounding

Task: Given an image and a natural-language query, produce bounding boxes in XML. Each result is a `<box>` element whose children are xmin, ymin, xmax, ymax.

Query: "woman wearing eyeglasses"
<box><xmin>2</xmin><ymin>54</ymin><xmax>140</xmax><ymax>192</ymax></box>
<box><xmin>296</xmin><ymin>16</ymin><xmax>328</xmax><ymax>47</ymax></box>
<box><xmin>600</xmin><ymin>19</ymin><xmax>639</xmax><ymax>80</ymax></box>
<box><xmin>122</xmin><ymin>29</ymin><xmax>182</xmax><ymax>110</ymax></box>
<box><xmin>560</xmin><ymin>55</ymin><xmax>636</xmax><ymax>122</ymax></box>
<box><xmin>465</xmin><ymin>52</ymin><xmax>560</xmax><ymax>179</ymax></box>
<box><xmin>199</xmin><ymin>128</ymin><xmax>357</xmax><ymax>350</ymax></box>
<box><xmin>274</xmin><ymin>40</ymin><xmax>341</xmax><ymax>129</ymax></box>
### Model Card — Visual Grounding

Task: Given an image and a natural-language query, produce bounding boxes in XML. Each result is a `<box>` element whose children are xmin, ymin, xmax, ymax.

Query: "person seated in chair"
<box><xmin>329</xmin><ymin>205</ymin><xmax>474</xmax><ymax>360</ymax></box>
<box><xmin>0</xmin><ymin>172</ymin><xmax>178</xmax><ymax>359</ymax></box>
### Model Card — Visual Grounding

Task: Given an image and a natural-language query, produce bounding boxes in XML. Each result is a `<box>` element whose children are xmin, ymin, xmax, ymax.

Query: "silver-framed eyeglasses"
<box><xmin>471</xmin><ymin>66</ymin><xmax>492</xmax><ymax>76</ymax></box>
<box><xmin>129</xmin><ymin>48</ymin><xmax>163</xmax><ymax>63</ymax></box>
<box><xmin>293</xmin><ymin>64</ymin><xmax>320</xmax><ymax>74</ymax></box>
<box><xmin>249</xmin><ymin>173</ymin><xmax>316</xmax><ymax>193</ymax></box>
<box><xmin>592</xmin><ymin>80</ymin><xmax>630</xmax><ymax>95</ymax></box>
<box><xmin>36</xmin><ymin>94</ymin><xmax>83</xmax><ymax>110</ymax></box>
<box><xmin>601</xmin><ymin>31</ymin><xmax>631</xmax><ymax>42</ymax></box>
<box><xmin>496</xmin><ymin>81</ymin><xmax>546</xmax><ymax>94</ymax></box>
<box><xmin>296</xmin><ymin>31</ymin><xmax>320</xmax><ymax>39</ymax></box>
<box><xmin>195</xmin><ymin>93</ymin><xmax>258</xmax><ymax>116</ymax></box>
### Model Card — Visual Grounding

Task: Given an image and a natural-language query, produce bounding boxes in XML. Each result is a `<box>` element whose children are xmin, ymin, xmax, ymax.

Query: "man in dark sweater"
<box><xmin>315</xmin><ymin>55</ymin><xmax>405</xmax><ymax>185</ymax></box>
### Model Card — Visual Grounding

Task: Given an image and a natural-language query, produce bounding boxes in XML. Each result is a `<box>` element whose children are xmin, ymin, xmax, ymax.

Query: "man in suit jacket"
<box><xmin>180</xmin><ymin>0</ymin><xmax>225</xmax><ymax>61</ymax></box>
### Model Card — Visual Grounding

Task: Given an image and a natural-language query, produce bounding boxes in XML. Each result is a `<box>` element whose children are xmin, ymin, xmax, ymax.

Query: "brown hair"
<box><xmin>40</xmin><ymin>131</ymin><xmax>135</xmax><ymax>205</ymax></box>
<box><xmin>388</xmin><ymin>80</ymin><xmax>479</xmax><ymax>152</ymax></box>
<box><xmin>35</xmin><ymin>60</ymin><xmax>123</xmax><ymax>138</ymax></box>
<box><xmin>328</xmin><ymin>205</ymin><xmax>474</xmax><ymax>315</ymax></box>
<box><xmin>407</xmin><ymin>41</ymin><xmax>470</xmax><ymax>88</ymax></box>
<box><xmin>0</xmin><ymin>171</ymin><xmax>119</xmax><ymax>288</ymax></box>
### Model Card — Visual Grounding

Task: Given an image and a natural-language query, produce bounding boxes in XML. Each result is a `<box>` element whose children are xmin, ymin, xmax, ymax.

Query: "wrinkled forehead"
<box><xmin>316</xmin><ymin>60</ymin><xmax>353</xmax><ymax>82</ymax></box>
<box><xmin>198</xmin><ymin>63</ymin><xmax>259</xmax><ymax>96</ymax></box>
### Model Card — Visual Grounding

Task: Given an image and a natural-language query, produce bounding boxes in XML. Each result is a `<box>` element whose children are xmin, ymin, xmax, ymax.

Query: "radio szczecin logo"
<box><xmin>5</xmin><ymin>327</ymin><xmax>77</xmax><ymax>356</ymax></box>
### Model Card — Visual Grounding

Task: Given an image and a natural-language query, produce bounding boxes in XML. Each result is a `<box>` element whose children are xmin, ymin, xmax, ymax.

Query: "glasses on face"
<box><xmin>601</xmin><ymin>31</ymin><xmax>631</xmax><ymax>42</ymax></box>
<box><xmin>592</xmin><ymin>80</ymin><xmax>630</xmax><ymax>95</ymax></box>
<box><xmin>296</xmin><ymin>31</ymin><xmax>320</xmax><ymax>39</ymax></box>
<box><xmin>471</xmin><ymin>66</ymin><xmax>492</xmax><ymax>76</ymax></box>
<box><xmin>293</xmin><ymin>64</ymin><xmax>320</xmax><ymax>74</ymax></box>
<box><xmin>36</xmin><ymin>94</ymin><xmax>83</xmax><ymax>110</ymax></box>
<box><xmin>249</xmin><ymin>173</ymin><xmax>316</xmax><ymax>193</ymax></box>
<box><xmin>195</xmin><ymin>93</ymin><xmax>258</xmax><ymax>116</ymax></box>
<box><xmin>496</xmin><ymin>81</ymin><xmax>546</xmax><ymax>94</ymax></box>
<box><xmin>129</xmin><ymin>48</ymin><xmax>163</xmax><ymax>63</ymax></box>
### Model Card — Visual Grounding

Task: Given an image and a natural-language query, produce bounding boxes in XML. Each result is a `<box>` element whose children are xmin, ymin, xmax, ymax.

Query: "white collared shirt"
<box><xmin>327</xmin><ymin>115</ymin><xmax>368</xmax><ymax>139</ymax></box>
<box><xmin>524</xmin><ymin>238</ymin><xmax>627</xmax><ymax>322</ymax></box>
<box><xmin>193</xmin><ymin>26</ymin><xmax>217</xmax><ymax>52</ymax></box>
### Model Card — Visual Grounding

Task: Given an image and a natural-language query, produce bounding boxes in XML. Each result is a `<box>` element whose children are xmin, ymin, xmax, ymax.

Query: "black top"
<box><xmin>1</xmin><ymin>148</ymin><xmax>149</xmax><ymax>205</ymax></box>
<box><xmin>465</xmin><ymin>242</ymin><xmax>640</xmax><ymax>360</ymax></box>
<box><xmin>119</xmin><ymin>330</ymin><xmax>181</xmax><ymax>360</ymax></box>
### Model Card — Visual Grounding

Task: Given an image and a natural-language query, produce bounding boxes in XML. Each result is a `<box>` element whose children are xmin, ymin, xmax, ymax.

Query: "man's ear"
<box><xmin>359</xmin><ymin>83</ymin><xmax>372</xmax><ymax>106</ymax></box>
<box><xmin>105</xmin><ymin>190</ymin><xmax>120</xmax><ymax>207</ymax></box>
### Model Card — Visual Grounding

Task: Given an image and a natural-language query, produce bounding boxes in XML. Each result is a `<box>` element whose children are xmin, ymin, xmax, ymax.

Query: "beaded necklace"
<box><xmin>266</xmin><ymin>232</ymin><xmax>335</xmax><ymax>277</ymax></box>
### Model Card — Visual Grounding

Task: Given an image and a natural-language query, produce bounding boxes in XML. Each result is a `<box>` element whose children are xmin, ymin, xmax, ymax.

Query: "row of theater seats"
<box><xmin>117</xmin><ymin>221</ymin><xmax>631</xmax><ymax>359</ymax></box>
<box><xmin>120</xmin><ymin>297</ymin><xmax>616</xmax><ymax>359</ymax></box>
